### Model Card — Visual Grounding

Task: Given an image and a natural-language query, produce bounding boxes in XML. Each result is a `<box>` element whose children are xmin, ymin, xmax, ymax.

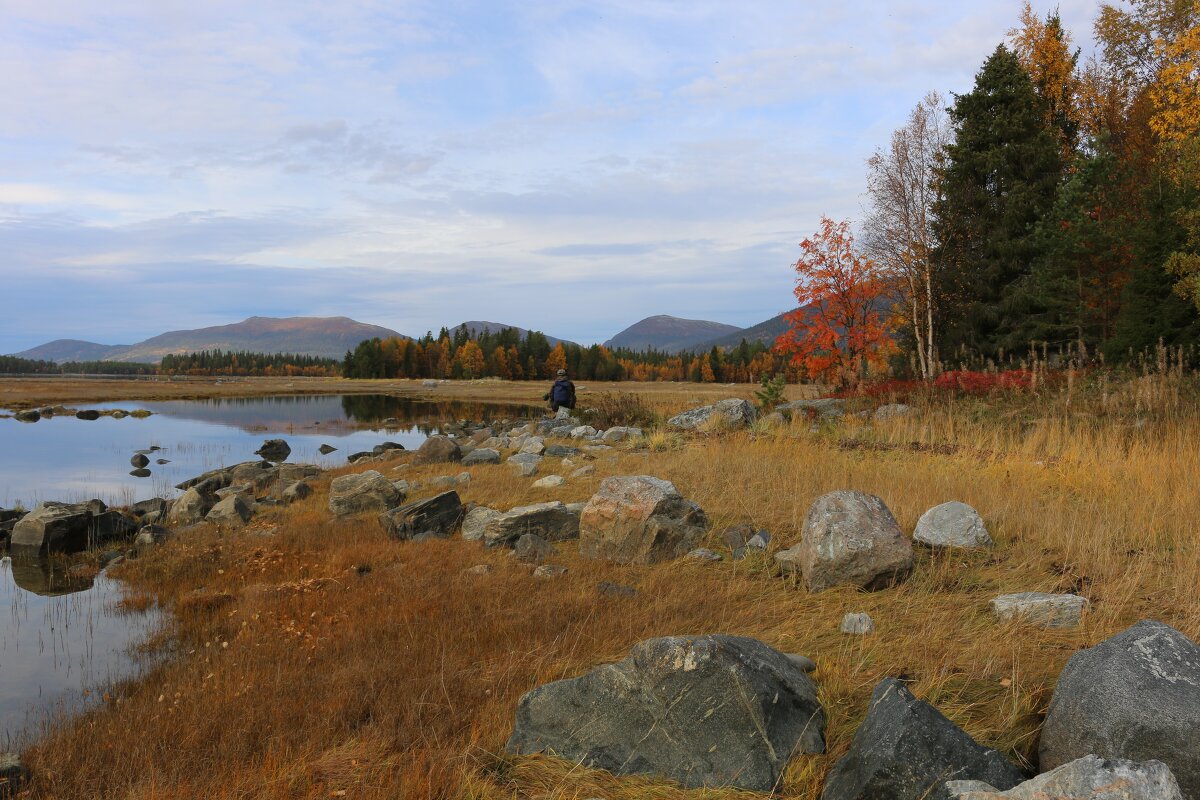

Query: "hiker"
<box><xmin>543</xmin><ymin>368</ymin><xmax>576</xmax><ymax>413</ymax></box>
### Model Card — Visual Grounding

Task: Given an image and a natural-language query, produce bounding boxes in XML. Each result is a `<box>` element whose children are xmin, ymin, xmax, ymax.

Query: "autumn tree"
<box><xmin>545</xmin><ymin>342</ymin><xmax>568</xmax><ymax>375</ymax></box>
<box><xmin>454</xmin><ymin>340</ymin><xmax>485</xmax><ymax>378</ymax></box>
<box><xmin>775</xmin><ymin>217</ymin><xmax>896</xmax><ymax>385</ymax></box>
<box><xmin>864</xmin><ymin>91</ymin><xmax>951</xmax><ymax>379</ymax></box>
<box><xmin>1009</xmin><ymin>3</ymin><xmax>1083</xmax><ymax>159</ymax></box>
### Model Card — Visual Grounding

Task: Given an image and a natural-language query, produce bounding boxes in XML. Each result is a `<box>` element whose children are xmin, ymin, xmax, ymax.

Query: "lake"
<box><xmin>0</xmin><ymin>394</ymin><xmax>533</xmax><ymax>509</ymax></box>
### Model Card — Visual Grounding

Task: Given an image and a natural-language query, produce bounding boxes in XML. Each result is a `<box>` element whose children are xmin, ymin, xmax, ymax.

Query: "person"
<box><xmin>543</xmin><ymin>368</ymin><xmax>576</xmax><ymax>413</ymax></box>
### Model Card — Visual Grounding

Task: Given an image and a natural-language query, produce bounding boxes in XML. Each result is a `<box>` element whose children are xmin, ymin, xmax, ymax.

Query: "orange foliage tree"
<box><xmin>775</xmin><ymin>217</ymin><xmax>896</xmax><ymax>385</ymax></box>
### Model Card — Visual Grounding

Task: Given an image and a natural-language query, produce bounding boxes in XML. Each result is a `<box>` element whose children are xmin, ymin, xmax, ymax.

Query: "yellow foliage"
<box><xmin>1149</xmin><ymin>22</ymin><xmax>1200</xmax><ymax>142</ymax></box>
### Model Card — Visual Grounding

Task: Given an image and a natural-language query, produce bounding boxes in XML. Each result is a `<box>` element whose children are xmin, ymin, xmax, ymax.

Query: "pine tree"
<box><xmin>932</xmin><ymin>45</ymin><xmax>1064</xmax><ymax>359</ymax></box>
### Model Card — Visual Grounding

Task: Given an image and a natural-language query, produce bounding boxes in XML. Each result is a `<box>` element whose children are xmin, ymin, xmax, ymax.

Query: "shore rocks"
<box><xmin>506</xmin><ymin>634</ymin><xmax>825</xmax><ymax>791</ymax></box>
<box><xmin>483</xmin><ymin>501</ymin><xmax>581</xmax><ymax>548</ymax></box>
<box><xmin>412</xmin><ymin>435</ymin><xmax>462</xmax><ymax>465</ymax></box>
<box><xmin>946</xmin><ymin>755</ymin><xmax>1183</xmax><ymax>800</ymax></box>
<box><xmin>75</xmin><ymin>409</ymin><xmax>101</xmax><ymax>420</ymax></box>
<box><xmin>318</xmin><ymin>443</ymin><xmax>337</xmax><ymax>454</ymax></box>
<box><xmin>328</xmin><ymin>471</ymin><xmax>403</xmax><ymax>517</ymax></box>
<box><xmin>1039</xmin><ymin>620</ymin><xmax>1200</xmax><ymax>798</ymax></box>
<box><xmin>821</xmin><ymin>678</ymin><xmax>1024</xmax><ymax>800</ymax></box>
<box><xmin>379</xmin><ymin>491</ymin><xmax>463</xmax><ymax>540</ymax></box>
<box><xmin>462</xmin><ymin>448</ymin><xmax>501</xmax><ymax>466</ymax></box>
<box><xmin>914</xmin><ymin>502</ymin><xmax>992</xmax><ymax>549</ymax></box>
<box><xmin>254</xmin><ymin>438</ymin><xmax>291</xmax><ymax>462</ymax></box>
<box><xmin>168</xmin><ymin>487</ymin><xmax>217</xmax><ymax>526</ymax></box>
<box><xmin>10</xmin><ymin>502</ymin><xmax>134</xmax><ymax>557</ymax></box>
<box><xmin>775</xmin><ymin>491</ymin><xmax>913</xmax><ymax>593</ymax></box>
<box><xmin>579</xmin><ymin>476</ymin><xmax>708</xmax><ymax>564</ymax></box>
<box><xmin>130</xmin><ymin>453</ymin><xmax>150</xmax><ymax>468</ymax></box>
<box><xmin>462</xmin><ymin>506</ymin><xmax>501</xmax><ymax>541</ymax></box>
<box><xmin>990</xmin><ymin>592</ymin><xmax>1088</xmax><ymax>628</ymax></box>
<box><xmin>667</xmin><ymin>398</ymin><xmax>757</xmax><ymax>431</ymax></box>
<box><xmin>14</xmin><ymin>410</ymin><xmax>40</xmax><ymax>423</ymax></box>
<box><xmin>205</xmin><ymin>495</ymin><xmax>252</xmax><ymax>526</ymax></box>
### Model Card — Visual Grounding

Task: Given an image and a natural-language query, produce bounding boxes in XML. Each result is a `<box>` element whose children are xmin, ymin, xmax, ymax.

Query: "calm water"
<box><xmin>0</xmin><ymin>394</ymin><xmax>531</xmax><ymax>508</ymax></box>
<box><xmin>0</xmin><ymin>393</ymin><xmax>533</xmax><ymax>744</ymax></box>
<box><xmin>0</xmin><ymin>556</ymin><xmax>161</xmax><ymax>746</ymax></box>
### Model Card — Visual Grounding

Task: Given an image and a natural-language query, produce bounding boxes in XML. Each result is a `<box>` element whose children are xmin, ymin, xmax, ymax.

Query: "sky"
<box><xmin>0</xmin><ymin>0</ymin><xmax>1104</xmax><ymax>352</ymax></box>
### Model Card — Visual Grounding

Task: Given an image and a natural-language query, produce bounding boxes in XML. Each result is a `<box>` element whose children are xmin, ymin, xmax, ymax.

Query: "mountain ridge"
<box><xmin>604</xmin><ymin>315</ymin><xmax>741</xmax><ymax>354</ymax></box>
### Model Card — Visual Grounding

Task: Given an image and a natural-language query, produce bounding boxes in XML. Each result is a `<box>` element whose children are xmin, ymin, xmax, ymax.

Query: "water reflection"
<box><xmin>1</xmin><ymin>556</ymin><xmax>160</xmax><ymax>747</ymax></box>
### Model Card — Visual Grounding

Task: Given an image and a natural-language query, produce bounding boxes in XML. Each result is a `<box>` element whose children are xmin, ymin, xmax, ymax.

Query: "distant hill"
<box><xmin>12</xmin><ymin>316</ymin><xmax>407</xmax><ymax>363</ymax></box>
<box><xmin>688</xmin><ymin>311</ymin><xmax>796</xmax><ymax>352</ymax></box>
<box><xmin>12</xmin><ymin>339</ymin><xmax>131</xmax><ymax>363</ymax></box>
<box><xmin>450</xmin><ymin>321</ymin><xmax>574</xmax><ymax>347</ymax></box>
<box><xmin>604</xmin><ymin>315</ymin><xmax>741</xmax><ymax>353</ymax></box>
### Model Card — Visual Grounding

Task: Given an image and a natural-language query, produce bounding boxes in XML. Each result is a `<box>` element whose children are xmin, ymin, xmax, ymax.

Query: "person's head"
<box><xmin>556</xmin><ymin>369</ymin><xmax>567</xmax><ymax>379</ymax></box>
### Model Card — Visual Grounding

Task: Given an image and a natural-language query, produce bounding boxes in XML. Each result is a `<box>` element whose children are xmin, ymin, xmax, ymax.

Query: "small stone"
<box><xmin>514</xmin><ymin>533</ymin><xmax>554</xmax><ymax>564</ymax></box>
<box><xmin>914</xmin><ymin>501</ymin><xmax>992</xmax><ymax>549</ymax></box>
<box><xmin>991</xmin><ymin>592</ymin><xmax>1088</xmax><ymax>628</ymax></box>
<box><xmin>686</xmin><ymin>547</ymin><xmax>723</xmax><ymax>562</ymax></box>
<box><xmin>570</xmin><ymin>465</ymin><xmax>595</xmax><ymax>478</ymax></box>
<box><xmin>746</xmin><ymin>530</ymin><xmax>770</xmax><ymax>549</ymax></box>
<box><xmin>841</xmin><ymin>612</ymin><xmax>876</xmax><ymax>635</ymax></box>
<box><xmin>532</xmin><ymin>475</ymin><xmax>565</xmax><ymax>488</ymax></box>
<box><xmin>318</xmin><ymin>444</ymin><xmax>337</xmax><ymax>454</ymax></box>
<box><xmin>533</xmin><ymin>564</ymin><xmax>567</xmax><ymax>577</ymax></box>
<box><xmin>130</xmin><ymin>453</ymin><xmax>150</xmax><ymax>468</ymax></box>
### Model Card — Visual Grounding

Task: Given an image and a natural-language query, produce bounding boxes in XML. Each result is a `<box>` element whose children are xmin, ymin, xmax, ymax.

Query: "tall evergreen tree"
<box><xmin>932</xmin><ymin>45</ymin><xmax>1064</xmax><ymax>359</ymax></box>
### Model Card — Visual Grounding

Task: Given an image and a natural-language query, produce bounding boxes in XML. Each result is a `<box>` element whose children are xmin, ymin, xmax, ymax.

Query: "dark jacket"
<box><xmin>544</xmin><ymin>378</ymin><xmax>576</xmax><ymax>409</ymax></box>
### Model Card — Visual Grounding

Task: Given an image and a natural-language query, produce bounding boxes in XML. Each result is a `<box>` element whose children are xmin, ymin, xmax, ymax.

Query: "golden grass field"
<box><xmin>7</xmin><ymin>374</ymin><xmax>1200</xmax><ymax>799</ymax></box>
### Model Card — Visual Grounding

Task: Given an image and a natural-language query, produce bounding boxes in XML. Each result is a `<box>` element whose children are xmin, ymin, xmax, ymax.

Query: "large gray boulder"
<box><xmin>483</xmin><ymin>501</ymin><xmax>581</xmax><ymax>548</ymax></box>
<box><xmin>462</xmin><ymin>506</ymin><xmax>501</xmax><ymax>541</ymax></box>
<box><xmin>412</xmin><ymin>435</ymin><xmax>462</xmax><ymax>465</ymax></box>
<box><xmin>946</xmin><ymin>755</ymin><xmax>1183</xmax><ymax>800</ymax></box>
<box><xmin>205</xmin><ymin>495</ymin><xmax>252</xmax><ymax>526</ymax></box>
<box><xmin>328</xmin><ymin>470</ymin><xmax>403</xmax><ymax>517</ymax></box>
<box><xmin>579</xmin><ymin>476</ymin><xmax>708</xmax><ymax>564</ymax></box>
<box><xmin>378</xmin><ymin>491</ymin><xmax>463</xmax><ymax>540</ymax></box>
<box><xmin>514</xmin><ymin>533</ymin><xmax>553</xmax><ymax>563</ymax></box>
<box><xmin>167</xmin><ymin>487</ymin><xmax>217</xmax><ymax>526</ymax></box>
<box><xmin>462</xmin><ymin>448</ymin><xmax>501</xmax><ymax>466</ymax></box>
<box><xmin>506</xmin><ymin>634</ymin><xmax>825</xmax><ymax>790</ymax></box>
<box><xmin>914</xmin><ymin>501</ymin><xmax>992</xmax><ymax>549</ymax></box>
<box><xmin>254</xmin><ymin>438</ymin><xmax>291</xmax><ymax>462</ymax></box>
<box><xmin>1040</xmin><ymin>620</ymin><xmax>1200</xmax><ymax>799</ymax></box>
<box><xmin>601</xmin><ymin>426</ymin><xmax>643</xmax><ymax>443</ymax></box>
<box><xmin>667</xmin><ymin>398</ymin><xmax>757</xmax><ymax>431</ymax></box>
<box><xmin>820</xmin><ymin>678</ymin><xmax>1024</xmax><ymax>800</ymax></box>
<box><xmin>9</xmin><ymin>503</ymin><xmax>112</xmax><ymax>556</ymax></box>
<box><xmin>775</xmin><ymin>491</ymin><xmax>913</xmax><ymax>593</ymax></box>
<box><xmin>507</xmin><ymin>453</ymin><xmax>543</xmax><ymax>477</ymax></box>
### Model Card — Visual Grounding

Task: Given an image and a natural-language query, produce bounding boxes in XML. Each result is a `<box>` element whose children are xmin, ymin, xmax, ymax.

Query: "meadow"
<box><xmin>10</xmin><ymin>367</ymin><xmax>1200</xmax><ymax>799</ymax></box>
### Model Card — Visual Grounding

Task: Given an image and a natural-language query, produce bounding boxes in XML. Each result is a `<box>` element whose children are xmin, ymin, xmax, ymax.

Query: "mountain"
<box><xmin>11</xmin><ymin>339</ymin><xmax>131</xmax><ymax>362</ymax></box>
<box><xmin>604</xmin><ymin>315</ymin><xmax>741</xmax><ymax>353</ymax></box>
<box><xmin>688</xmin><ymin>311</ymin><xmax>796</xmax><ymax>352</ymax></box>
<box><xmin>12</xmin><ymin>316</ymin><xmax>406</xmax><ymax>363</ymax></box>
<box><xmin>449</xmin><ymin>321</ymin><xmax>575</xmax><ymax>347</ymax></box>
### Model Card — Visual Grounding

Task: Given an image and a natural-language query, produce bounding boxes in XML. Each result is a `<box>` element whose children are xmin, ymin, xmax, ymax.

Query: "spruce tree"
<box><xmin>932</xmin><ymin>45</ymin><xmax>1063</xmax><ymax>359</ymax></box>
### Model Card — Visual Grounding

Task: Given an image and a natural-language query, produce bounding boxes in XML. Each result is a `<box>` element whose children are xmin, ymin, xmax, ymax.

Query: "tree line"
<box><xmin>0</xmin><ymin>355</ymin><xmax>154</xmax><ymax>375</ymax></box>
<box><xmin>780</xmin><ymin>0</ymin><xmax>1200</xmax><ymax>384</ymax></box>
<box><xmin>341</xmin><ymin>325</ymin><xmax>804</xmax><ymax>383</ymax></box>
<box><xmin>159</xmin><ymin>350</ymin><xmax>340</xmax><ymax>376</ymax></box>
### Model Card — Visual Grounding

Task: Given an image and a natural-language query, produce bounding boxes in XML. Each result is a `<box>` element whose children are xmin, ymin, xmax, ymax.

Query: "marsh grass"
<box><xmin>17</xmin><ymin>375</ymin><xmax>1200</xmax><ymax>799</ymax></box>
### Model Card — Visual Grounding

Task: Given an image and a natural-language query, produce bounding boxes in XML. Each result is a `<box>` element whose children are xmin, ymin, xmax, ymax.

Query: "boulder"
<box><xmin>254</xmin><ymin>438</ymin><xmax>291</xmax><ymax>462</ymax></box>
<box><xmin>667</xmin><ymin>398</ymin><xmax>757</xmax><ymax>431</ymax></box>
<box><xmin>229</xmin><ymin>460</ymin><xmax>280</xmax><ymax>491</ymax></box>
<box><xmin>687</xmin><ymin>547</ymin><xmax>722</xmax><ymax>561</ymax></box>
<box><xmin>532</xmin><ymin>475</ymin><xmax>564</xmax><ymax>488</ymax></box>
<box><xmin>507</xmin><ymin>453</ymin><xmax>542</xmax><ymax>477</ymax></box>
<box><xmin>130</xmin><ymin>453</ymin><xmax>150</xmax><ymax>468</ymax></box>
<box><xmin>378</xmin><ymin>491</ymin><xmax>464</xmax><ymax>540</ymax></box>
<box><xmin>75</xmin><ymin>409</ymin><xmax>101</xmax><ymax>420</ymax></box>
<box><xmin>841</xmin><ymin>612</ymin><xmax>876</xmax><ymax>635</ymax></box>
<box><xmin>14</xmin><ymin>410</ymin><xmax>40</xmax><ymax>423</ymax></box>
<box><xmin>215</xmin><ymin>482</ymin><xmax>255</xmax><ymax>502</ymax></box>
<box><xmin>570</xmin><ymin>465</ymin><xmax>595</xmax><ymax>478</ymax></box>
<box><xmin>168</xmin><ymin>487</ymin><xmax>218</xmax><ymax>525</ymax></box>
<box><xmin>990</xmin><ymin>593</ymin><xmax>1087</xmax><ymax>628</ymax></box>
<box><xmin>520</xmin><ymin>437</ymin><xmax>546</xmax><ymax>455</ymax></box>
<box><xmin>372</xmin><ymin>441</ymin><xmax>405</xmax><ymax>456</ymax></box>
<box><xmin>775</xmin><ymin>491</ymin><xmax>913</xmax><ymax>593</ymax></box>
<box><xmin>176</xmin><ymin>466</ymin><xmax>232</xmax><ymax>492</ymax></box>
<box><xmin>514</xmin><ymin>533</ymin><xmax>553</xmax><ymax>563</ymax></box>
<box><xmin>569</xmin><ymin>425</ymin><xmax>598</xmax><ymax>439</ymax></box>
<box><xmin>412</xmin><ymin>436</ymin><xmax>462</xmax><ymax>465</ymax></box>
<box><xmin>280</xmin><ymin>481</ymin><xmax>313</xmax><ymax>504</ymax></box>
<box><xmin>129</xmin><ymin>468</ymin><xmax>152</xmax><ymax>478</ymax></box>
<box><xmin>131</xmin><ymin>497</ymin><xmax>169</xmax><ymax>519</ymax></box>
<box><xmin>579</xmin><ymin>476</ymin><xmax>708</xmax><ymax>564</ymax></box>
<box><xmin>205</xmin><ymin>495</ymin><xmax>252</xmax><ymax>526</ymax></box>
<box><xmin>483</xmin><ymin>501</ymin><xmax>581</xmax><ymax>548</ymax></box>
<box><xmin>9</xmin><ymin>503</ymin><xmax>97</xmax><ymax>556</ymax></box>
<box><xmin>914</xmin><ymin>502</ymin><xmax>992</xmax><ymax>549</ymax></box>
<box><xmin>318</xmin><ymin>443</ymin><xmax>337</xmax><ymax>454</ymax></box>
<box><xmin>506</xmin><ymin>635</ymin><xmax>825</xmax><ymax>790</ymax></box>
<box><xmin>874</xmin><ymin>403</ymin><xmax>913</xmax><ymax>421</ymax></box>
<box><xmin>820</xmin><ymin>678</ymin><xmax>1024</xmax><ymax>800</ymax></box>
<box><xmin>462</xmin><ymin>506</ymin><xmax>501</xmax><ymax>541</ymax></box>
<box><xmin>328</xmin><ymin>471</ymin><xmax>402</xmax><ymax>517</ymax></box>
<box><xmin>462</xmin><ymin>448</ymin><xmax>501</xmax><ymax>466</ymax></box>
<box><xmin>1040</xmin><ymin>620</ymin><xmax>1200</xmax><ymax>798</ymax></box>
<box><xmin>601</xmin><ymin>426</ymin><xmax>643</xmax><ymax>443</ymax></box>
<box><xmin>945</xmin><ymin>755</ymin><xmax>1183</xmax><ymax>800</ymax></box>
<box><xmin>544</xmin><ymin>444</ymin><xmax>580</xmax><ymax>458</ymax></box>
<box><xmin>777</xmin><ymin>398</ymin><xmax>845</xmax><ymax>419</ymax></box>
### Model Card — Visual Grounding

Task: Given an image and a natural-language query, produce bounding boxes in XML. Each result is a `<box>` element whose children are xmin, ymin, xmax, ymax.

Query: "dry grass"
<box><xmin>15</xmin><ymin>377</ymin><xmax>1200</xmax><ymax>799</ymax></box>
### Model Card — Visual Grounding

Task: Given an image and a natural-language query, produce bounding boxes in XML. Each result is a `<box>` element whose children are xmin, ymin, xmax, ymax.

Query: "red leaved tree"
<box><xmin>775</xmin><ymin>217</ymin><xmax>896</xmax><ymax>385</ymax></box>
